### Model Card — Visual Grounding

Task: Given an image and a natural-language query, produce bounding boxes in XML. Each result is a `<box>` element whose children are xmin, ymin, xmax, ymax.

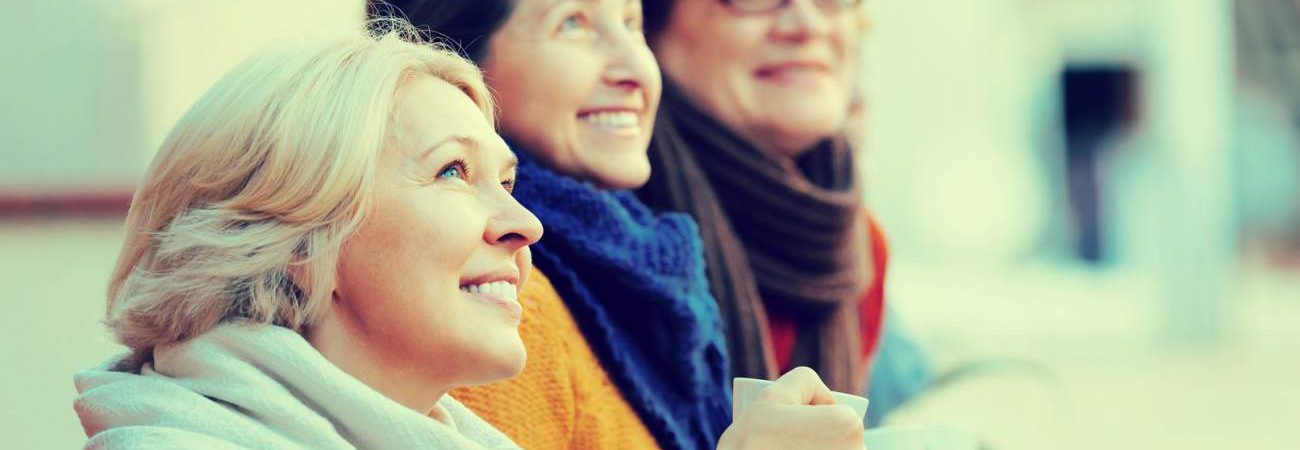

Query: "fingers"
<box><xmin>721</xmin><ymin>368</ymin><xmax>864</xmax><ymax>450</ymax></box>
<box><xmin>759</xmin><ymin>366</ymin><xmax>836</xmax><ymax>407</ymax></box>
<box><xmin>789</xmin><ymin>404</ymin><xmax>864</xmax><ymax>440</ymax></box>
<box><xmin>782</xmin><ymin>404</ymin><xmax>865</xmax><ymax>448</ymax></box>
<box><xmin>740</xmin><ymin>403</ymin><xmax>865</xmax><ymax>449</ymax></box>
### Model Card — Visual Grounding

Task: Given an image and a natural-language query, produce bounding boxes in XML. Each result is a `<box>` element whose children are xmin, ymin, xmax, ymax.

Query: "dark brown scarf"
<box><xmin>638</xmin><ymin>81</ymin><xmax>870</xmax><ymax>392</ymax></box>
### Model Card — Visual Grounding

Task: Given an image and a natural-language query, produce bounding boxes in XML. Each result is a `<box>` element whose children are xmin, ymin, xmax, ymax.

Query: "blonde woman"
<box><xmin>73</xmin><ymin>23</ymin><xmax>542</xmax><ymax>449</ymax></box>
<box><xmin>373</xmin><ymin>2</ymin><xmax>867</xmax><ymax>450</ymax></box>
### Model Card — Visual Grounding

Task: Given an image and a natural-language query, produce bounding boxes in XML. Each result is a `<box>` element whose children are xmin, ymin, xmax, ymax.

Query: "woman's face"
<box><xmin>483</xmin><ymin>0</ymin><xmax>661</xmax><ymax>189</ymax></box>
<box><xmin>332</xmin><ymin>76</ymin><xmax>543</xmax><ymax>388</ymax></box>
<box><xmin>652</xmin><ymin>0</ymin><xmax>859</xmax><ymax>156</ymax></box>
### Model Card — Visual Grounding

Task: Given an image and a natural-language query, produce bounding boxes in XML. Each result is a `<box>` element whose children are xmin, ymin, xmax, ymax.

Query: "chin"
<box><xmin>590</xmin><ymin>153</ymin><xmax>652</xmax><ymax>190</ymax></box>
<box><xmin>771</xmin><ymin>107</ymin><xmax>845</xmax><ymax>141</ymax></box>
<box><xmin>463</xmin><ymin>337</ymin><xmax>527</xmax><ymax>386</ymax></box>
<box><xmin>486</xmin><ymin>352</ymin><xmax>527</xmax><ymax>381</ymax></box>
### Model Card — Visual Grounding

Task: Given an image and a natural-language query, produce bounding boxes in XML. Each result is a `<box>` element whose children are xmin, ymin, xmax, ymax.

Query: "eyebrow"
<box><xmin>417</xmin><ymin>134</ymin><xmax>479</xmax><ymax>162</ymax></box>
<box><xmin>417</xmin><ymin>134</ymin><xmax>519</xmax><ymax>177</ymax></box>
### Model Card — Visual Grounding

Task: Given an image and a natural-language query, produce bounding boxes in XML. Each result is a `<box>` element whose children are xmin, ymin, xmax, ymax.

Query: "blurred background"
<box><xmin>2</xmin><ymin>0</ymin><xmax>1297</xmax><ymax>449</ymax></box>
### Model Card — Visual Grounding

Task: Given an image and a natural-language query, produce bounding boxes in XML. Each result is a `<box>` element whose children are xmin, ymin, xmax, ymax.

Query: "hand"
<box><xmin>717</xmin><ymin>367</ymin><xmax>866</xmax><ymax>450</ymax></box>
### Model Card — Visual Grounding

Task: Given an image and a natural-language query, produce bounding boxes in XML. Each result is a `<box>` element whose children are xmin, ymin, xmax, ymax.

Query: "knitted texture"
<box><xmin>508</xmin><ymin>151</ymin><xmax>732</xmax><ymax>450</ymax></box>
<box><xmin>452</xmin><ymin>271</ymin><xmax>660</xmax><ymax>450</ymax></box>
<box><xmin>769</xmin><ymin>213</ymin><xmax>889</xmax><ymax>378</ymax></box>
<box><xmin>638</xmin><ymin>80</ymin><xmax>869</xmax><ymax>393</ymax></box>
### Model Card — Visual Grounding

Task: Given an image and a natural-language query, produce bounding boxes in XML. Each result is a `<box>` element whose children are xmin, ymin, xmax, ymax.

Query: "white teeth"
<box><xmin>460</xmin><ymin>281</ymin><xmax>518</xmax><ymax>302</ymax></box>
<box><xmin>580</xmin><ymin>111</ymin><xmax>638</xmax><ymax>128</ymax></box>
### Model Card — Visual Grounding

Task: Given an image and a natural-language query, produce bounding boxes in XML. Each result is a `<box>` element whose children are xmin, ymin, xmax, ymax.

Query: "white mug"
<box><xmin>732</xmin><ymin>377</ymin><xmax>870</xmax><ymax>422</ymax></box>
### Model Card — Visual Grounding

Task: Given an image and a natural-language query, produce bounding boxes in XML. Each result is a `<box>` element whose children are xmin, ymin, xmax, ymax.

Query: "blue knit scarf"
<box><xmin>513</xmin><ymin>151</ymin><xmax>732</xmax><ymax>450</ymax></box>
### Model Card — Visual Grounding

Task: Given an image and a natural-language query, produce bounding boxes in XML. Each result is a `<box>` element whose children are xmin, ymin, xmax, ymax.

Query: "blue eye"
<box><xmin>559</xmin><ymin>14</ymin><xmax>587</xmax><ymax>33</ymax></box>
<box><xmin>437</xmin><ymin>160</ymin><xmax>468</xmax><ymax>180</ymax></box>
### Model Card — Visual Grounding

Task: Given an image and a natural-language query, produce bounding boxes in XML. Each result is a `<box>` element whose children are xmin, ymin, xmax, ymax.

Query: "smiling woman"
<box><xmin>380</xmin><ymin>1</ymin><xmax>866</xmax><ymax>450</ymax></box>
<box><xmin>480</xmin><ymin>0</ymin><xmax>661</xmax><ymax>189</ymax></box>
<box><xmin>74</xmin><ymin>20</ymin><xmax>541</xmax><ymax>449</ymax></box>
<box><xmin>638</xmin><ymin>0</ymin><xmax>881</xmax><ymax>397</ymax></box>
<box><xmin>378</xmin><ymin>1</ymin><xmax>723</xmax><ymax>449</ymax></box>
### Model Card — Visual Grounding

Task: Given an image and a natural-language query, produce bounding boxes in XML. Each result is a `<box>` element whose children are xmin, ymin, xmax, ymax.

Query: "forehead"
<box><xmin>390</xmin><ymin>76</ymin><xmax>493</xmax><ymax>146</ymax></box>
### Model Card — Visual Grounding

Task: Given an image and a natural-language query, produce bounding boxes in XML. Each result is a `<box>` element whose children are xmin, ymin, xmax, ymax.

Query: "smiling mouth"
<box><xmin>460</xmin><ymin>281</ymin><xmax>522</xmax><ymax>320</ymax></box>
<box><xmin>577</xmin><ymin>111</ymin><xmax>641</xmax><ymax>135</ymax></box>
<box><xmin>755</xmin><ymin>63</ymin><xmax>832</xmax><ymax>82</ymax></box>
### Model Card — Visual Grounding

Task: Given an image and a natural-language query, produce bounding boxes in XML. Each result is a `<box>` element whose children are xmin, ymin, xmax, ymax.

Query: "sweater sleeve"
<box><xmin>450</xmin><ymin>270</ymin><xmax>661</xmax><ymax>450</ymax></box>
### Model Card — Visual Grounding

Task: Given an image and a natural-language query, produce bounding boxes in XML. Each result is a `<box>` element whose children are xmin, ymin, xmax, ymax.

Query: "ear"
<box><xmin>285</xmin><ymin>263</ymin><xmax>309</xmax><ymax>294</ymax></box>
<box><xmin>284</xmin><ymin>259</ymin><xmax>337</xmax><ymax>307</ymax></box>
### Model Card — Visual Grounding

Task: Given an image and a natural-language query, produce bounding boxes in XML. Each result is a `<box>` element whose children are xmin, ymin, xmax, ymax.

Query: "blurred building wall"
<box><xmin>861</xmin><ymin>0</ymin><xmax>1238</xmax><ymax>341</ymax></box>
<box><xmin>0</xmin><ymin>1</ymin><xmax>361</xmax><ymax>447</ymax></box>
<box><xmin>0</xmin><ymin>0</ymin><xmax>362</xmax><ymax>197</ymax></box>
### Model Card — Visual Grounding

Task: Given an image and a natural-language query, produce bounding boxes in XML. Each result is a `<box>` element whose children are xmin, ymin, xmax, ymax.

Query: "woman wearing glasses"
<box><xmin>374</xmin><ymin>0</ymin><xmax>867</xmax><ymax>449</ymax></box>
<box><xmin>638</xmin><ymin>0</ymin><xmax>887</xmax><ymax>402</ymax></box>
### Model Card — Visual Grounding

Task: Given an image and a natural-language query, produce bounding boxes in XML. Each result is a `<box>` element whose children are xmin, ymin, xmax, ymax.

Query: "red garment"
<box><xmin>767</xmin><ymin>212</ymin><xmax>888</xmax><ymax>383</ymax></box>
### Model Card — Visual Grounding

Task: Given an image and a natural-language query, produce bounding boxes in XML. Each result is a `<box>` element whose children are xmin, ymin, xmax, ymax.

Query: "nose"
<box><xmin>484</xmin><ymin>190</ymin><xmax>544</xmax><ymax>251</ymax></box>
<box><xmin>600</xmin><ymin>29</ymin><xmax>660</xmax><ymax>94</ymax></box>
<box><xmin>771</xmin><ymin>0</ymin><xmax>834</xmax><ymax>42</ymax></box>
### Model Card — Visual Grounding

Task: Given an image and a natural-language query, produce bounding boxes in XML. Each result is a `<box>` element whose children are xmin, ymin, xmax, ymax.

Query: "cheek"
<box><xmin>690</xmin><ymin>27</ymin><xmax>769</xmax><ymax>116</ymax></box>
<box><xmin>515</xmin><ymin>247</ymin><xmax>534</xmax><ymax>290</ymax></box>
<box><xmin>831</xmin><ymin>22</ymin><xmax>860</xmax><ymax>81</ymax></box>
<box><xmin>336</xmin><ymin>193</ymin><xmax>482</xmax><ymax>322</ymax></box>
<box><xmin>642</xmin><ymin>56</ymin><xmax>665</xmax><ymax>109</ymax></box>
<box><xmin>495</xmin><ymin>50</ymin><xmax>598</xmax><ymax>141</ymax></box>
<box><xmin>535</xmin><ymin>50</ymin><xmax>602</xmax><ymax>115</ymax></box>
<box><xmin>663</xmin><ymin>14</ymin><xmax>755</xmax><ymax>84</ymax></box>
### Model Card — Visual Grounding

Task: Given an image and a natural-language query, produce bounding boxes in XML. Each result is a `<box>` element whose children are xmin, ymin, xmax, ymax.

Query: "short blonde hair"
<box><xmin>107</xmin><ymin>20</ymin><xmax>494</xmax><ymax>356</ymax></box>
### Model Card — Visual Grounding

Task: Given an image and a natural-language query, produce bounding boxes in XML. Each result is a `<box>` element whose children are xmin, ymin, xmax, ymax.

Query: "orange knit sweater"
<box><xmin>451</xmin><ymin>270</ymin><xmax>661</xmax><ymax>450</ymax></box>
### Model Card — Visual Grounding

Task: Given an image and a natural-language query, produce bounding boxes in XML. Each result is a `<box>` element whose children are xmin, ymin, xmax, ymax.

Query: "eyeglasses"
<box><xmin>720</xmin><ymin>0</ymin><xmax>862</xmax><ymax>14</ymax></box>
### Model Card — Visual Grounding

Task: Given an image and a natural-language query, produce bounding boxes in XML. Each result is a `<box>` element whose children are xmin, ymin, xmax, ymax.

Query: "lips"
<box><xmin>755</xmin><ymin>61</ymin><xmax>832</xmax><ymax>81</ymax></box>
<box><xmin>577</xmin><ymin>99</ymin><xmax>647</xmax><ymax>137</ymax></box>
<box><xmin>460</xmin><ymin>278</ymin><xmax>522</xmax><ymax>320</ymax></box>
<box><xmin>578</xmin><ymin>110</ymin><xmax>639</xmax><ymax>128</ymax></box>
<box><xmin>459</xmin><ymin>280</ymin><xmax>517</xmax><ymax>301</ymax></box>
<box><xmin>576</xmin><ymin>105</ymin><xmax>644</xmax><ymax>136</ymax></box>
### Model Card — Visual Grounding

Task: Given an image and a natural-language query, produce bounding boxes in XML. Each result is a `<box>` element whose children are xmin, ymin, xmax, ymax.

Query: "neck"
<box><xmin>745</xmin><ymin>127</ymin><xmax>822</xmax><ymax>161</ymax></box>
<box><xmin>306</xmin><ymin>312</ymin><xmax>450</xmax><ymax>417</ymax></box>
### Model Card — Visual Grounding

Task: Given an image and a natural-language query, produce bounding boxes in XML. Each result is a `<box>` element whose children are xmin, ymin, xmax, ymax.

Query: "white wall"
<box><xmin>0</xmin><ymin>1</ymin><xmax>361</xmax><ymax>447</ymax></box>
<box><xmin>0</xmin><ymin>0</ymin><xmax>362</xmax><ymax>195</ymax></box>
<box><xmin>860</xmin><ymin>0</ymin><xmax>1236</xmax><ymax>341</ymax></box>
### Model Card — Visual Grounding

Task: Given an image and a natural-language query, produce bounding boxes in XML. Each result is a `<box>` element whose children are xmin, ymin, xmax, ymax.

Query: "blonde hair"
<box><xmin>106</xmin><ymin>20</ymin><xmax>494</xmax><ymax>356</ymax></box>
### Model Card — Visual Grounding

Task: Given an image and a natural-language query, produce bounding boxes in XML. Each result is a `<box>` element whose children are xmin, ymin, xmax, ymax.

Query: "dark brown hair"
<box><xmin>642</xmin><ymin>0</ymin><xmax>677</xmax><ymax>41</ymax></box>
<box><xmin>367</xmin><ymin>0</ymin><xmax>517</xmax><ymax>63</ymax></box>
